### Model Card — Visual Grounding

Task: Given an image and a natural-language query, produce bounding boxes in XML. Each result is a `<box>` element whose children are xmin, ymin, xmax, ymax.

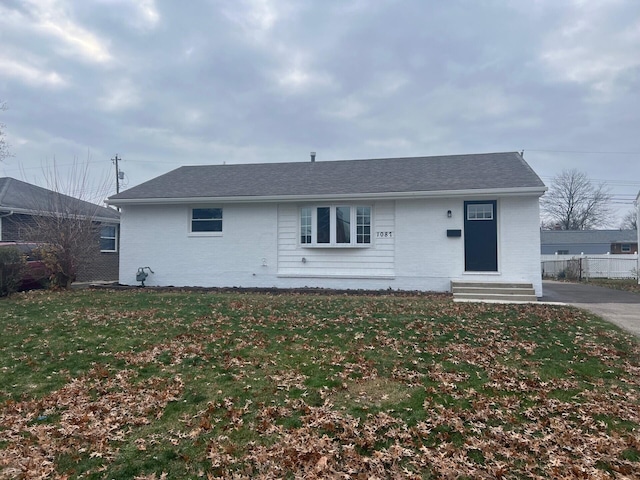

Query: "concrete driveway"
<box><xmin>542</xmin><ymin>280</ymin><xmax>640</xmax><ymax>337</ymax></box>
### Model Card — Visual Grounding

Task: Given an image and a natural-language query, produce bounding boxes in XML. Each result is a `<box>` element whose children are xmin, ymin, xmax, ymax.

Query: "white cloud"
<box><xmin>364</xmin><ymin>137</ymin><xmax>412</xmax><ymax>150</ymax></box>
<box><xmin>92</xmin><ymin>0</ymin><xmax>160</xmax><ymax>31</ymax></box>
<box><xmin>424</xmin><ymin>84</ymin><xmax>520</xmax><ymax>123</ymax></box>
<box><xmin>368</xmin><ymin>72</ymin><xmax>410</xmax><ymax>97</ymax></box>
<box><xmin>134</xmin><ymin>0</ymin><xmax>160</xmax><ymax>29</ymax></box>
<box><xmin>24</xmin><ymin>0</ymin><xmax>113</xmax><ymax>64</ymax></box>
<box><xmin>540</xmin><ymin>3</ymin><xmax>640</xmax><ymax>98</ymax></box>
<box><xmin>222</xmin><ymin>0</ymin><xmax>282</xmax><ymax>40</ymax></box>
<box><xmin>98</xmin><ymin>80</ymin><xmax>140</xmax><ymax>112</ymax></box>
<box><xmin>275</xmin><ymin>63</ymin><xmax>334</xmax><ymax>91</ymax></box>
<box><xmin>0</xmin><ymin>56</ymin><xmax>67</xmax><ymax>87</ymax></box>
<box><xmin>322</xmin><ymin>97</ymin><xmax>368</xmax><ymax>120</ymax></box>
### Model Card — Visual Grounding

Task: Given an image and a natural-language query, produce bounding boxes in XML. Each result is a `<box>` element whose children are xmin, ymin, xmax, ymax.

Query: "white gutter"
<box><xmin>107</xmin><ymin>186</ymin><xmax>548</xmax><ymax>206</ymax></box>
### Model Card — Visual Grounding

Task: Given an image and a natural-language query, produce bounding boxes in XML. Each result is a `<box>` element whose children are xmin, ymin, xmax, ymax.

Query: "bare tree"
<box><xmin>541</xmin><ymin>169</ymin><xmax>612</xmax><ymax>230</ymax></box>
<box><xmin>20</xmin><ymin>158</ymin><xmax>116</xmax><ymax>288</ymax></box>
<box><xmin>619</xmin><ymin>209</ymin><xmax>638</xmax><ymax>230</ymax></box>
<box><xmin>0</xmin><ymin>101</ymin><xmax>10</xmax><ymax>162</ymax></box>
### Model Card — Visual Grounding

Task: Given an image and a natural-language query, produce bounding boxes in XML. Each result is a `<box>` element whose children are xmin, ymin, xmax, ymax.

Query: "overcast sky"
<box><xmin>1</xmin><ymin>0</ymin><xmax>639</xmax><ymax>224</ymax></box>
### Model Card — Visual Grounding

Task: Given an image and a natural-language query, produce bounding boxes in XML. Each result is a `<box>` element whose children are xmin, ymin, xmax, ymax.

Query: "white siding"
<box><xmin>496</xmin><ymin>196</ymin><xmax>543</xmax><ymax>296</ymax></box>
<box><xmin>393</xmin><ymin>198</ymin><xmax>465</xmax><ymax>291</ymax></box>
<box><xmin>118</xmin><ymin>195</ymin><xmax>543</xmax><ymax>295</ymax></box>
<box><xmin>119</xmin><ymin>203</ymin><xmax>279</xmax><ymax>287</ymax></box>
<box><xmin>276</xmin><ymin>202</ymin><xmax>395</xmax><ymax>278</ymax></box>
<box><xmin>391</xmin><ymin>196</ymin><xmax>542</xmax><ymax>296</ymax></box>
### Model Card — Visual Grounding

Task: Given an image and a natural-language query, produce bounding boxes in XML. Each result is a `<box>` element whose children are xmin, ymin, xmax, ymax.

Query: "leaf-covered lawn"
<box><xmin>1</xmin><ymin>289</ymin><xmax>639</xmax><ymax>479</ymax></box>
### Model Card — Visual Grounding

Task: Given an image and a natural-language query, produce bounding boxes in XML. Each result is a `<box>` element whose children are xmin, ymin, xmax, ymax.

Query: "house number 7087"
<box><xmin>376</xmin><ymin>231</ymin><xmax>393</xmax><ymax>238</ymax></box>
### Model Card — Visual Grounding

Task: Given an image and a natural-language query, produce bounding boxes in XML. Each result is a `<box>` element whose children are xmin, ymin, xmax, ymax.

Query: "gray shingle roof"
<box><xmin>541</xmin><ymin>229</ymin><xmax>638</xmax><ymax>245</ymax></box>
<box><xmin>108</xmin><ymin>152</ymin><xmax>545</xmax><ymax>203</ymax></box>
<box><xmin>0</xmin><ymin>177</ymin><xmax>120</xmax><ymax>222</ymax></box>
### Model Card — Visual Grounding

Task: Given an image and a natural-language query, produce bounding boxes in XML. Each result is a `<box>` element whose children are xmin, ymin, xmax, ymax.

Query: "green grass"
<box><xmin>0</xmin><ymin>289</ymin><xmax>639</xmax><ymax>479</ymax></box>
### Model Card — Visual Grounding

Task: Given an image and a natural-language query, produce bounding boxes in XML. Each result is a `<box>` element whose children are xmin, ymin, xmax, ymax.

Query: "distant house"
<box><xmin>540</xmin><ymin>229</ymin><xmax>638</xmax><ymax>255</ymax></box>
<box><xmin>637</xmin><ymin>191</ymin><xmax>640</xmax><ymax>285</ymax></box>
<box><xmin>0</xmin><ymin>177</ymin><xmax>120</xmax><ymax>282</ymax></box>
<box><xmin>108</xmin><ymin>152</ymin><xmax>547</xmax><ymax>296</ymax></box>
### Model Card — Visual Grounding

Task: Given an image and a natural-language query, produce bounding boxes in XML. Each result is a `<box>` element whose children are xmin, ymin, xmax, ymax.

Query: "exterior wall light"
<box><xmin>447</xmin><ymin>210</ymin><xmax>452</xmax><ymax>218</ymax></box>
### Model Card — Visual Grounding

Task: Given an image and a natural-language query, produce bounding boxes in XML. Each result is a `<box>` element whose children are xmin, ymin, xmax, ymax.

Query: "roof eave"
<box><xmin>107</xmin><ymin>186</ymin><xmax>547</xmax><ymax>206</ymax></box>
<box><xmin>0</xmin><ymin>206</ymin><xmax>120</xmax><ymax>223</ymax></box>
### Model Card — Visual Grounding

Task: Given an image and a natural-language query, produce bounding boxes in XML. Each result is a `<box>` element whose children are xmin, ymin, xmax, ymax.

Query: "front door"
<box><xmin>464</xmin><ymin>200</ymin><xmax>498</xmax><ymax>272</ymax></box>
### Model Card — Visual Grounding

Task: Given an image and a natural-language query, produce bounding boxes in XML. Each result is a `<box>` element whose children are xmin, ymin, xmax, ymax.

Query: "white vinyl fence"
<box><xmin>541</xmin><ymin>254</ymin><xmax>638</xmax><ymax>280</ymax></box>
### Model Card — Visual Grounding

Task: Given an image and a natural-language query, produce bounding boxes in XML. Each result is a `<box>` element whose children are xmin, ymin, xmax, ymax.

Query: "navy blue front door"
<box><xmin>464</xmin><ymin>200</ymin><xmax>498</xmax><ymax>272</ymax></box>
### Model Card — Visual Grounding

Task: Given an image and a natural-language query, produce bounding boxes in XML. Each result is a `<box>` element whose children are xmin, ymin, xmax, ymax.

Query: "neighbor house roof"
<box><xmin>541</xmin><ymin>229</ymin><xmax>638</xmax><ymax>246</ymax></box>
<box><xmin>0</xmin><ymin>177</ymin><xmax>119</xmax><ymax>222</ymax></box>
<box><xmin>107</xmin><ymin>152</ymin><xmax>546</xmax><ymax>205</ymax></box>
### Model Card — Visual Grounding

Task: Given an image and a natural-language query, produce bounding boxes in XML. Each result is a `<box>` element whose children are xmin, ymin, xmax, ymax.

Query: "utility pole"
<box><xmin>112</xmin><ymin>154</ymin><xmax>121</xmax><ymax>194</ymax></box>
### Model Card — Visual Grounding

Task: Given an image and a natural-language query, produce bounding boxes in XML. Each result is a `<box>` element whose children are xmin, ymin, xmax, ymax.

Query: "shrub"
<box><xmin>0</xmin><ymin>247</ymin><xmax>27</xmax><ymax>296</ymax></box>
<box><xmin>34</xmin><ymin>244</ymin><xmax>76</xmax><ymax>289</ymax></box>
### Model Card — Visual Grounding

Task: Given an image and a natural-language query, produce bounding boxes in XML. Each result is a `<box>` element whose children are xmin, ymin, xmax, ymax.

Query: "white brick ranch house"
<box><xmin>107</xmin><ymin>152</ymin><xmax>547</xmax><ymax>296</ymax></box>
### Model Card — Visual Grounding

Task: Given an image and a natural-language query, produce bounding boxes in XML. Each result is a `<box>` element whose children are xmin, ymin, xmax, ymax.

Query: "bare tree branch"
<box><xmin>0</xmin><ymin>101</ymin><xmax>10</xmax><ymax>163</ymax></box>
<box><xmin>19</xmin><ymin>157</ymin><xmax>116</xmax><ymax>288</ymax></box>
<box><xmin>619</xmin><ymin>209</ymin><xmax>638</xmax><ymax>230</ymax></box>
<box><xmin>541</xmin><ymin>169</ymin><xmax>613</xmax><ymax>230</ymax></box>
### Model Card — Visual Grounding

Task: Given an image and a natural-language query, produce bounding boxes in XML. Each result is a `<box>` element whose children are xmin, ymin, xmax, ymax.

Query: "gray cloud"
<box><xmin>1</xmin><ymin>0</ymin><xmax>639</xmax><ymax>220</ymax></box>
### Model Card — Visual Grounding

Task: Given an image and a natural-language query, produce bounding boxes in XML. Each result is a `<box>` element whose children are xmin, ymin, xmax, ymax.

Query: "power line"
<box><xmin>526</xmin><ymin>148</ymin><xmax>640</xmax><ymax>155</ymax></box>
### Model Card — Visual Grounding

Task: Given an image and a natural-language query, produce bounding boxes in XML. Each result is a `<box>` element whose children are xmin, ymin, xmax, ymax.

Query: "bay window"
<box><xmin>300</xmin><ymin>205</ymin><xmax>371</xmax><ymax>247</ymax></box>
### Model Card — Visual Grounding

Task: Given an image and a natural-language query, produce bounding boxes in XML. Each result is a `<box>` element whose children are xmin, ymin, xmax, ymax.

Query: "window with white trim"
<box><xmin>300</xmin><ymin>205</ymin><xmax>371</xmax><ymax>246</ymax></box>
<box><xmin>467</xmin><ymin>203</ymin><xmax>493</xmax><ymax>220</ymax></box>
<box><xmin>300</xmin><ymin>207</ymin><xmax>312</xmax><ymax>244</ymax></box>
<box><xmin>100</xmin><ymin>225</ymin><xmax>118</xmax><ymax>252</ymax></box>
<box><xmin>356</xmin><ymin>206</ymin><xmax>371</xmax><ymax>244</ymax></box>
<box><xmin>191</xmin><ymin>208</ymin><xmax>222</xmax><ymax>233</ymax></box>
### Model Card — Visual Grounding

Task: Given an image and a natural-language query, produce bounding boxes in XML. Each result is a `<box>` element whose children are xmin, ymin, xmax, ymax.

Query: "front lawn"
<box><xmin>1</xmin><ymin>289</ymin><xmax>639</xmax><ymax>479</ymax></box>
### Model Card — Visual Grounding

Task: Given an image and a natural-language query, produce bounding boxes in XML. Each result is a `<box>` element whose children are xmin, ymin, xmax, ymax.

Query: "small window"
<box><xmin>356</xmin><ymin>207</ymin><xmax>371</xmax><ymax>244</ymax></box>
<box><xmin>191</xmin><ymin>208</ymin><xmax>222</xmax><ymax>233</ymax></box>
<box><xmin>100</xmin><ymin>225</ymin><xmax>118</xmax><ymax>252</ymax></box>
<box><xmin>467</xmin><ymin>203</ymin><xmax>493</xmax><ymax>220</ymax></box>
<box><xmin>621</xmin><ymin>244</ymin><xmax>631</xmax><ymax>253</ymax></box>
<box><xmin>300</xmin><ymin>207</ymin><xmax>312</xmax><ymax>244</ymax></box>
<box><xmin>556</xmin><ymin>250</ymin><xmax>569</xmax><ymax>255</ymax></box>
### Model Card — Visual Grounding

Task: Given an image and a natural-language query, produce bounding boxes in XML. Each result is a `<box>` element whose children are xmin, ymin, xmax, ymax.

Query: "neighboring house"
<box><xmin>637</xmin><ymin>191</ymin><xmax>640</xmax><ymax>285</ymax></box>
<box><xmin>0</xmin><ymin>177</ymin><xmax>120</xmax><ymax>282</ymax></box>
<box><xmin>540</xmin><ymin>229</ymin><xmax>638</xmax><ymax>255</ymax></box>
<box><xmin>107</xmin><ymin>152</ymin><xmax>547</xmax><ymax>296</ymax></box>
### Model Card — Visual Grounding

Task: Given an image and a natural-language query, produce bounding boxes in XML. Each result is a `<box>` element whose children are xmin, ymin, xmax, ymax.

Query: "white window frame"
<box><xmin>467</xmin><ymin>203</ymin><xmax>494</xmax><ymax>221</ymax></box>
<box><xmin>299</xmin><ymin>205</ymin><xmax>372</xmax><ymax>248</ymax></box>
<box><xmin>189</xmin><ymin>207</ymin><xmax>223</xmax><ymax>236</ymax></box>
<box><xmin>100</xmin><ymin>224</ymin><xmax>118</xmax><ymax>252</ymax></box>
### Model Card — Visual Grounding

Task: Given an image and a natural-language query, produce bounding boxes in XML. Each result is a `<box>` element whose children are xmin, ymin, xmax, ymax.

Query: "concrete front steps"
<box><xmin>451</xmin><ymin>281</ymin><xmax>538</xmax><ymax>303</ymax></box>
